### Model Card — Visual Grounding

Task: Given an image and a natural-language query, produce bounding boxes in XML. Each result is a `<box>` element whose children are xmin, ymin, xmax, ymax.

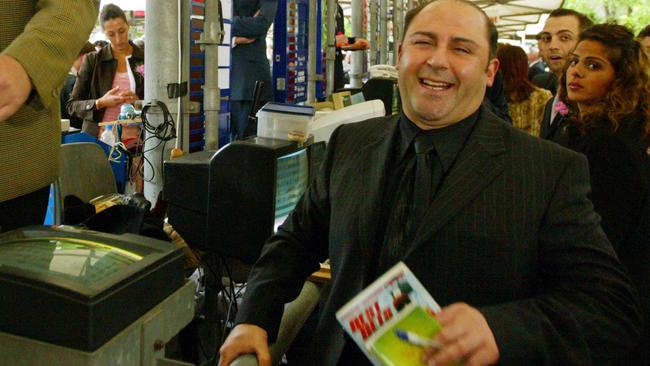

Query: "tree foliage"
<box><xmin>563</xmin><ymin>0</ymin><xmax>650</xmax><ymax>35</ymax></box>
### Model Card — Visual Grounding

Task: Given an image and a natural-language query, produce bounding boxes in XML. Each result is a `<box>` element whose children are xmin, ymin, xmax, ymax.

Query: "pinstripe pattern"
<box><xmin>238</xmin><ymin>105</ymin><xmax>641</xmax><ymax>365</ymax></box>
<box><xmin>0</xmin><ymin>0</ymin><xmax>99</xmax><ymax>202</ymax></box>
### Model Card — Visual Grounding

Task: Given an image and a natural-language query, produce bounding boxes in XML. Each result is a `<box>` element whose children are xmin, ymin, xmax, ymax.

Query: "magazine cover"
<box><xmin>336</xmin><ymin>262</ymin><xmax>444</xmax><ymax>366</ymax></box>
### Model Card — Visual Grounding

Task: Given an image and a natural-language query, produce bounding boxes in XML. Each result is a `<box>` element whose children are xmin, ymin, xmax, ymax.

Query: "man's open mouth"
<box><xmin>420</xmin><ymin>79</ymin><xmax>453</xmax><ymax>90</ymax></box>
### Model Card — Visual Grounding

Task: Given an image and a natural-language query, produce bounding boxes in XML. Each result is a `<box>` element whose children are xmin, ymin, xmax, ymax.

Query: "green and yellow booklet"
<box><xmin>336</xmin><ymin>262</ymin><xmax>444</xmax><ymax>366</ymax></box>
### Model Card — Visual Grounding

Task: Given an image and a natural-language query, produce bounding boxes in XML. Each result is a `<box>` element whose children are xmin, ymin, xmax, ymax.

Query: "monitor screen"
<box><xmin>0</xmin><ymin>237</ymin><xmax>142</xmax><ymax>287</ymax></box>
<box><xmin>274</xmin><ymin>148</ymin><xmax>309</xmax><ymax>231</ymax></box>
<box><xmin>0</xmin><ymin>226</ymin><xmax>185</xmax><ymax>351</ymax></box>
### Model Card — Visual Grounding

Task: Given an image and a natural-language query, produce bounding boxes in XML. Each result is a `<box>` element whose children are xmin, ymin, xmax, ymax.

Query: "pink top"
<box><xmin>102</xmin><ymin>72</ymin><xmax>131</xmax><ymax>123</ymax></box>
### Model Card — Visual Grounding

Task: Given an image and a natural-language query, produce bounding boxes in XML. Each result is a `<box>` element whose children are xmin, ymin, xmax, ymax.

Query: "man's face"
<box><xmin>397</xmin><ymin>0</ymin><xmax>498</xmax><ymax>130</ymax></box>
<box><xmin>538</xmin><ymin>16</ymin><xmax>581</xmax><ymax>76</ymax></box>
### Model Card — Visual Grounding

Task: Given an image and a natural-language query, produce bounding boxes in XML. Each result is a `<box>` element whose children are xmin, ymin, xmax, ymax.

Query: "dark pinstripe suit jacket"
<box><xmin>236</xmin><ymin>105</ymin><xmax>642</xmax><ymax>365</ymax></box>
<box><xmin>540</xmin><ymin>98</ymin><xmax>569</xmax><ymax>146</ymax></box>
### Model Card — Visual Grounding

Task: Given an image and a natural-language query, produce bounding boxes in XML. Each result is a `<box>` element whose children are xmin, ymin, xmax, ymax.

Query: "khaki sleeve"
<box><xmin>3</xmin><ymin>0</ymin><xmax>100</xmax><ymax>109</ymax></box>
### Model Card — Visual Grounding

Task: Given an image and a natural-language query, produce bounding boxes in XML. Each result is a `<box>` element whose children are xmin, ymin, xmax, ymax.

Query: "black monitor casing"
<box><xmin>164</xmin><ymin>137</ymin><xmax>322</xmax><ymax>264</ymax></box>
<box><xmin>0</xmin><ymin>226</ymin><xmax>185</xmax><ymax>351</ymax></box>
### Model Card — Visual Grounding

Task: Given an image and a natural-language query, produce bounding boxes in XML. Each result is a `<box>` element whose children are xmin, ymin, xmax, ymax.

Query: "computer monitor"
<box><xmin>0</xmin><ymin>226</ymin><xmax>185</xmax><ymax>351</ymax></box>
<box><xmin>164</xmin><ymin>137</ymin><xmax>323</xmax><ymax>264</ymax></box>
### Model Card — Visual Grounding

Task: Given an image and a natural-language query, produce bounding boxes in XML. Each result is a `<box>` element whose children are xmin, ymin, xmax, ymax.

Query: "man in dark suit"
<box><xmin>229</xmin><ymin>0</ymin><xmax>278</xmax><ymax>140</ymax></box>
<box><xmin>219</xmin><ymin>1</ymin><xmax>642</xmax><ymax>365</ymax></box>
<box><xmin>536</xmin><ymin>9</ymin><xmax>592</xmax><ymax>144</ymax></box>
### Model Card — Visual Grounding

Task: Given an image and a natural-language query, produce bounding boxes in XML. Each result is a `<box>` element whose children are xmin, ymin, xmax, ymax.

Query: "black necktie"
<box><xmin>378</xmin><ymin>133</ymin><xmax>440</xmax><ymax>271</ymax></box>
<box><xmin>412</xmin><ymin>133</ymin><xmax>439</xmax><ymax>220</ymax></box>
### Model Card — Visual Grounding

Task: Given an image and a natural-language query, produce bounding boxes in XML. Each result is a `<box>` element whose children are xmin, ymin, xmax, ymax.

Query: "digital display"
<box><xmin>274</xmin><ymin>148</ymin><xmax>309</xmax><ymax>231</ymax></box>
<box><xmin>0</xmin><ymin>237</ymin><xmax>143</xmax><ymax>287</ymax></box>
<box><xmin>0</xmin><ymin>226</ymin><xmax>185</xmax><ymax>352</ymax></box>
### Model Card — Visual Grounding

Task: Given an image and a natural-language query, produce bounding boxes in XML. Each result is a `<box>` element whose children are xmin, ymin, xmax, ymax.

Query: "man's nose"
<box><xmin>426</xmin><ymin>47</ymin><xmax>450</xmax><ymax>69</ymax></box>
<box><xmin>548</xmin><ymin>36</ymin><xmax>560</xmax><ymax>50</ymax></box>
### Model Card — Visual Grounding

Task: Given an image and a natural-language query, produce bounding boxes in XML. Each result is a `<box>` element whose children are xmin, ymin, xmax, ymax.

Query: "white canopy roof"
<box><xmin>476</xmin><ymin>0</ymin><xmax>564</xmax><ymax>38</ymax></box>
<box><xmin>103</xmin><ymin>0</ymin><xmax>562</xmax><ymax>39</ymax></box>
<box><xmin>100</xmin><ymin>0</ymin><xmax>145</xmax><ymax>11</ymax></box>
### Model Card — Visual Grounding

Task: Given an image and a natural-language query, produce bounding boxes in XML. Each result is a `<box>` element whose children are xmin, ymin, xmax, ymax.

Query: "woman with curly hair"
<box><xmin>558</xmin><ymin>23</ymin><xmax>650</xmax><ymax>363</ymax></box>
<box><xmin>497</xmin><ymin>44</ymin><xmax>552</xmax><ymax>136</ymax></box>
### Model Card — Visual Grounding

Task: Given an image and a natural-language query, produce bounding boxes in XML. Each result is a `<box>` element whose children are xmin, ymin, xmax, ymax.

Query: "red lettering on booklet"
<box><xmin>348</xmin><ymin>301</ymin><xmax>395</xmax><ymax>340</ymax></box>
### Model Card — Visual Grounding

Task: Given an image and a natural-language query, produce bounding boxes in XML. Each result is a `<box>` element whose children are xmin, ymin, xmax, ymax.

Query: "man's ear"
<box><xmin>396</xmin><ymin>44</ymin><xmax>403</xmax><ymax>70</ymax></box>
<box><xmin>485</xmin><ymin>58</ymin><xmax>499</xmax><ymax>87</ymax></box>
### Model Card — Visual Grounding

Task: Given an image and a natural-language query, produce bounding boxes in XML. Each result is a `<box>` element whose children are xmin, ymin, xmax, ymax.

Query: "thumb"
<box><xmin>107</xmin><ymin>86</ymin><xmax>121</xmax><ymax>95</ymax></box>
<box><xmin>256</xmin><ymin>346</ymin><xmax>272</xmax><ymax>366</ymax></box>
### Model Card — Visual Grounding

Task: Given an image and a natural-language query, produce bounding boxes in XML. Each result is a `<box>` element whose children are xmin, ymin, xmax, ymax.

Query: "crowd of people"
<box><xmin>1</xmin><ymin>0</ymin><xmax>649</xmax><ymax>365</ymax></box>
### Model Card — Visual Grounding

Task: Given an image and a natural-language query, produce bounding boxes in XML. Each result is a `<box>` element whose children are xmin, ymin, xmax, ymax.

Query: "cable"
<box><xmin>139</xmin><ymin>100</ymin><xmax>178</xmax><ymax>182</ymax></box>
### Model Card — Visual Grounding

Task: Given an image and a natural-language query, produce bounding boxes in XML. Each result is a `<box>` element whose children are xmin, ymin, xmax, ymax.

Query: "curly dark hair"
<box><xmin>558</xmin><ymin>23</ymin><xmax>650</xmax><ymax>145</ymax></box>
<box><xmin>497</xmin><ymin>44</ymin><xmax>536</xmax><ymax>103</ymax></box>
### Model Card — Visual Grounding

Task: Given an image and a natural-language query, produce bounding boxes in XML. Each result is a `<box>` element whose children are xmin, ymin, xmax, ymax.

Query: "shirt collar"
<box><xmin>398</xmin><ymin>110</ymin><xmax>479</xmax><ymax>172</ymax></box>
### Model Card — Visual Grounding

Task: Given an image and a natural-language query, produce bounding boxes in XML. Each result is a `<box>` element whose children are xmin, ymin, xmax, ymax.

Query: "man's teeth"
<box><xmin>421</xmin><ymin>79</ymin><xmax>450</xmax><ymax>88</ymax></box>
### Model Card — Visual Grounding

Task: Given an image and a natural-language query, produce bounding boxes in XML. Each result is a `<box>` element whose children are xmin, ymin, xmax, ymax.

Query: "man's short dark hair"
<box><xmin>638</xmin><ymin>25</ymin><xmax>650</xmax><ymax>38</ymax></box>
<box><xmin>100</xmin><ymin>3</ymin><xmax>128</xmax><ymax>27</ymax></box>
<box><xmin>402</xmin><ymin>0</ymin><xmax>498</xmax><ymax>60</ymax></box>
<box><xmin>547</xmin><ymin>8</ymin><xmax>593</xmax><ymax>32</ymax></box>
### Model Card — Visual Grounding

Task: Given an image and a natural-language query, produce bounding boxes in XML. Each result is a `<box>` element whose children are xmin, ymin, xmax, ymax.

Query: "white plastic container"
<box><xmin>311</xmin><ymin>99</ymin><xmax>385</xmax><ymax>143</ymax></box>
<box><xmin>256</xmin><ymin>102</ymin><xmax>314</xmax><ymax>141</ymax></box>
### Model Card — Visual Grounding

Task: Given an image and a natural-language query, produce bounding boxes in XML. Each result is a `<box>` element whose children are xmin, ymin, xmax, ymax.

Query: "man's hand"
<box><xmin>422</xmin><ymin>303</ymin><xmax>499</xmax><ymax>366</ymax></box>
<box><xmin>96</xmin><ymin>86</ymin><xmax>126</xmax><ymax>110</ymax></box>
<box><xmin>335</xmin><ymin>33</ymin><xmax>348</xmax><ymax>47</ymax></box>
<box><xmin>233</xmin><ymin>36</ymin><xmax>257</xmax><ymax>46</ymax></box>
<box><xmin>218</xmin><ymin>323</ymin><xmax>271</xmax><ymax>366</ymax></box>
<box><xmin>0</xmin><ymin>54</ymin><xmax>33</xmax><ymax>122</ymax></box>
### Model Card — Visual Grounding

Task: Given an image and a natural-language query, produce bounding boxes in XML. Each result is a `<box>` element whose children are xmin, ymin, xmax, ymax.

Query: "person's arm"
<box><xmin>581</xmin><ymin>133</ymin><xmax>646</xmax><ymax>251</ymax></box>
<box><xmin>422</xmin><ymin>152</ymin><xmax>642</xmax><ymax>366</ymax></box>
<box><xmin>478</xmin><ymin>153</ymin><xmax>642</xmax><ymax>365</ymax></box>
<box><xmin>67</xmin><ymin>53</ymin><xmax>129</xmax><ymax>122</ymax></box>
<box><xmin>0</xmin><ymin>55</ymin><xmax>32</xmax><ymax>121</ymax></box>
<box><xmin>218</xmin><ymin>125</ymin><xmax>341</xmax><ymax>366</ymax></box>
<box><xmin>231</xmin><ymin>0</ymin><xmax>278</xmax><ymax>39</ymax></box>
<box><xmin>1</xmin><ymin>0</ymin><xmax>99</xmax><ymax>120</ymax></box>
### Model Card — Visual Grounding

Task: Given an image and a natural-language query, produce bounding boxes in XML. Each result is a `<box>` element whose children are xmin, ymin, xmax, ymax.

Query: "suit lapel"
<box><xmin>357</xmin><ymin>115</ymin><xmax>400</xmax><ymax>259</ymax></box>
<box><xmin>540</xmin><ymin>99</ymin><xmax>554</xmax><ymax>138</ymax></box>
<box><xmin>406</xmin><ymin>109</ymin><xmax>508</xmax><ymax>257</ymax></box>
<box><xmin>546</xmin><ymin>114</ymin><xmax>566</xmax><ymax>138</ymax></box>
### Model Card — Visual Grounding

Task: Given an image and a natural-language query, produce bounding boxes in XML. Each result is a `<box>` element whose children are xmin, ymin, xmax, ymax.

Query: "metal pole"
<box><xmin>325</xmin><ymin>0</ymin><xmax>336</xmax><ymax>97</ymax></box>
<box><xmin>202</xmin><ymin>0</ymin><xmax>222</xmax><ymax>150</ymax></box>
<box><xmin>144</xmin><ymin>0</ymin><xmax>190</xmax><ymax>203</ymax></box>
<box><xmin>307</xmin><ymin>0</ymin><xmax>318</xmax><ymax>103</ymax></box>
<box><xmin>369</xmin><ymin>0</ymin><xmax>378</xmax><ymax>65</ymax></box>
<box><xmin>379</xmin><ymin>0</ymin><xmax>388</xmax><ymax>64</ymax></box>
<box><xmin>392</xmin><ymin>0</ymin><xmax>403</xmax><ymax>65</ymax></box>
<box><xmin>350</xmin><ymin>0</ymin><xmax>363</xmax><ymax>87</ymax></box>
